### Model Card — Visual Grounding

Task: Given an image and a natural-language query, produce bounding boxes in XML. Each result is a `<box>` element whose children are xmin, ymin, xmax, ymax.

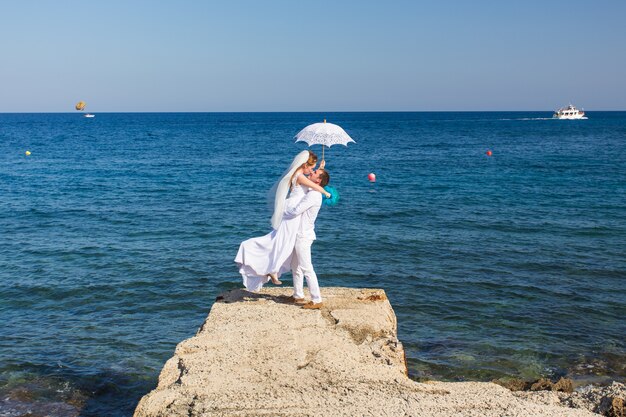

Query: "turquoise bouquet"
<box><xmin>322</xmin><ymin>186</ymin><xmax>339</xmax><ymax>206</ymax></box>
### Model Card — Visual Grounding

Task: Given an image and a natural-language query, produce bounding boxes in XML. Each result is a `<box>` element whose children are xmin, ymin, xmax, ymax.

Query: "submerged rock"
<box><xmin>134</xmin><ymin>287</ymin><xmax>600</xmax><ymax>417</ymax></box>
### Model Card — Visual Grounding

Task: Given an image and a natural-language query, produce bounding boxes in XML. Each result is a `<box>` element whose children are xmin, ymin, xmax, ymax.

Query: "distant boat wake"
<box><xmin>498</xmin><ymin>117</ymin><xmax>560</xmax><ymax>121</ymax></box>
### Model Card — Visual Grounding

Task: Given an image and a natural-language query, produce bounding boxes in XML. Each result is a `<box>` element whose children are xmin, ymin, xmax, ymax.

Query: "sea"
<box><xmin>1</xmin><ymin>112</ymin><xmax>625</xmax><ymax>416</ymax></box>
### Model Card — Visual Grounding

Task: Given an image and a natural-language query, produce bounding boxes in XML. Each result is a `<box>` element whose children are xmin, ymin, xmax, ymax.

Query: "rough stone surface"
<box><xmin>531</xmin><ymin>378</ymin><xmax>555</xmax><ymax>391</ymax></box>
<box><xmin>553</xmin><ymin>377</ymin><xmax>575</xmax><ymax>393</ymax></box>
<box><xmin>555</xmin><ymin>382</ymin><xmax>626</xmax><ymax>416</ymax></box>
<box><xmin>516</xmin><ymin>377</ymin><xmax>575</xmax><ymax>393</ymax></box>
<box><xmin>134</xmin><ymin>287</ymin><xmax>601</xmax><ymax>417</ymax></box>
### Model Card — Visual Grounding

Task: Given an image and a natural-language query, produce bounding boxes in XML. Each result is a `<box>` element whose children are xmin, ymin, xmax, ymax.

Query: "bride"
<box><xmin>235</xmin><ymin>150</ymin><xmax>330</xmax><ymax>291</ymax></box>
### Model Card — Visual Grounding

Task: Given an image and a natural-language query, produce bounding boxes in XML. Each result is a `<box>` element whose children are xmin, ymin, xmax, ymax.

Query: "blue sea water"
<box><xmin>1</xmin><ymin>112</ymin><xmax>625</xmax><ymax>416</ymax></box>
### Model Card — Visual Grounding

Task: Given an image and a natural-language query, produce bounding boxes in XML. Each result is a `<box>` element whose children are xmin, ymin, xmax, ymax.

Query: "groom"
<box><xmin>284</xmin><ymin>168</ymin><xmax>330</xmax><ymax>310</ymax></box>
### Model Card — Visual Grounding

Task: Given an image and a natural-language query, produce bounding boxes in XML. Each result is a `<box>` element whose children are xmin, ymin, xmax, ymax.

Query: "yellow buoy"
<box><xmin>25</xmin><ymin>150</ymin><xmax>31</xmax><ymax>156</ymax></box>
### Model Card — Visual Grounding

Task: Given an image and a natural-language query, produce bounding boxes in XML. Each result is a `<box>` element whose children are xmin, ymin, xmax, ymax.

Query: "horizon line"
<box><xmin>1</xmin><ymin>109</ymin><xmax>625</xmax><ymax>114</ymax></box>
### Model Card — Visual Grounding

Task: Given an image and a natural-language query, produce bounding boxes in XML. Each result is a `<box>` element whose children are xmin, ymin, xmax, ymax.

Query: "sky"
<box><xmin>1</xmin><ymin>0</ymin><xmax>625</xmax><ymax>112</ymax></box>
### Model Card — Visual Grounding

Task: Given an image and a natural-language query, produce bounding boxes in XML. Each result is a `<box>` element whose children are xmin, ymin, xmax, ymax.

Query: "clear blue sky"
<box><xmin>1</xmin><ymin>0</ymin><xmax>625</xmax><ymax>112</ymax></box>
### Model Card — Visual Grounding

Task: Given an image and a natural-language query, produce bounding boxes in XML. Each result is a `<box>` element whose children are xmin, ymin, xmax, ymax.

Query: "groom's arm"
<box><xmin>284</xmin><ymin>192</ymin><xmax>322</xmax><ymax>218</ymax></box>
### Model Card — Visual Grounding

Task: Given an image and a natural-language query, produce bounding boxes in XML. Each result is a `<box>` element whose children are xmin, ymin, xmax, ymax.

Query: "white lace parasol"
<box><xmin>294</xmin><ymin>119</ymin><xmax>355</xmax><ymax>159</ymax></box>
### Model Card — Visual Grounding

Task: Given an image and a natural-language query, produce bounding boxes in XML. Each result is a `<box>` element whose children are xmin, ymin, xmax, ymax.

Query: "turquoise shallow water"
<box><xmin>1</xmin><ymin>112</ymin><xmax>625</xmax><ymax>416</ymax></box>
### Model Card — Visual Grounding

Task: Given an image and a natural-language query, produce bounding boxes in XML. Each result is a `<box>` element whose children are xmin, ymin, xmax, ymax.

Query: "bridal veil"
<box><xmin>268</xmin><ymin>150</ymin><xmax>309</xmax><ymax>230</ymax></box>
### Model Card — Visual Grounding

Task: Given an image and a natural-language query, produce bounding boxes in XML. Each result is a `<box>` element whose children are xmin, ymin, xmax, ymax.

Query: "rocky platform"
<box><xmin>134</xmin><ymin>287</ymin><xmax>612</xmax><ymax>417</ymax></box>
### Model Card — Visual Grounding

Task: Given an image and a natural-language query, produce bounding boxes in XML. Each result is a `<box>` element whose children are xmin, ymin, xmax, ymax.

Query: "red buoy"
<box><xmin>368</xmin><ymin>173</ymin><xmax>376</xmax><ymax>182</ymax></box>
<box><xmin>486</xmin><ymin>150</ymin><xmax>493</xmax><ymax>157</ymax></box>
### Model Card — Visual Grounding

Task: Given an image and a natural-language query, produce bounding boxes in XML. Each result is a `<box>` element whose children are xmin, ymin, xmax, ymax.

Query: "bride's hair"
<box><xmin>306</xmin><ymin>151</ymin><xmax>318</xmax><ymax>166</ymax></box>
<box><xmin>289</xmin><ymin>151</ymin><xmax>317</xmax><ymax>190</ymax></box>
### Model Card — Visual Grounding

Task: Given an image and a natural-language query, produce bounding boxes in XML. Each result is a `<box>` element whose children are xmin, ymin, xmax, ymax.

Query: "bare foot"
<box><xmin>268</xmin><ymin>273</ymin><xmax>282</xmax><ymax>285</ymax></box>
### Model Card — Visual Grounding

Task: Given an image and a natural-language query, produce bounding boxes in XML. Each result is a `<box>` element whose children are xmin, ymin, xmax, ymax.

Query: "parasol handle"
<box><xmin>322</xmin><ymin>119</ymin><xmax>326</xmax><ymax>162</ymax></box>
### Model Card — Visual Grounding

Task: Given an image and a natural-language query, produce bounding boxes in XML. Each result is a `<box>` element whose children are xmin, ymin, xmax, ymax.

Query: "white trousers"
<box><xmin>291</xmin><ymin>237</ymin><xmax>322</xmax><ymax>303</ymax></box>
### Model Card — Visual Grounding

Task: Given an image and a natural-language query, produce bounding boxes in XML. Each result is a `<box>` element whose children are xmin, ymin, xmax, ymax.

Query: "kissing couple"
<box><xmin>235</xmin><ymin>150</ymin><xmax>331</xmax><ymax>310</ymax></box>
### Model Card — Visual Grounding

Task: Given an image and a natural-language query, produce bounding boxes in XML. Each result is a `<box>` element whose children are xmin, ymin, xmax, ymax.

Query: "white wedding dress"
<box><xmin>235</xmin><ymin>174</ymin><xmax>308</xmax><ymax>291</ymax></box>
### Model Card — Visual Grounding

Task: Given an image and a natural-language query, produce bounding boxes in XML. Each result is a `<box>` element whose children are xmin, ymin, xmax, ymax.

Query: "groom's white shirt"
<box><xmin>284</xmin><ymin>189</ymin><xmax>322</xmax><ymax>240</ymax></box>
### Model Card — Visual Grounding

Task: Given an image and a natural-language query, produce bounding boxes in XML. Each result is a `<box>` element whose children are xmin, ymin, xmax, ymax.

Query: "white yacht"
<box><xmin>84</xmin><ymin>113</ymin><xmax>95</xmax><ymax>118</ymax></box>
<box><xmin>553</xmin><ymin>104</ymin><xmax>587</xmax><ymax>119</ymax></box>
